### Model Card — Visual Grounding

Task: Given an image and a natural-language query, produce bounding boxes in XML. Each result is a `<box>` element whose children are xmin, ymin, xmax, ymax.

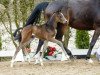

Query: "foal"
<box><xmin>11</xmin><ymin>11</ymin><xmax>68</xmax><ymax>67</ymax></box>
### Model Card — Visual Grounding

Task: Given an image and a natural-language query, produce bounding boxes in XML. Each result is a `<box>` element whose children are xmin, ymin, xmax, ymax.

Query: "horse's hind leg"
<box><xmin>11</xmin><ymin>45</ymin><xmax>22</xmax><ymax>67</ymax></box>
<box><xmin>86</xmin><ymin>28</ymin><xmax>100</xmax><ymax>63</ymax></box>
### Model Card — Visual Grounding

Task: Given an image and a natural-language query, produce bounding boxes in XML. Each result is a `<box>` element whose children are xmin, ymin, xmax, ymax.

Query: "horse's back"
<box><xmin>68</xmin><ymin>0</ymin><xmax>100</xmax><ymax>29</ymax></box>
<box><xmin>45</xmin><ymin>1</ymin><xmax>67</xmax><ymax>14</ymax></box>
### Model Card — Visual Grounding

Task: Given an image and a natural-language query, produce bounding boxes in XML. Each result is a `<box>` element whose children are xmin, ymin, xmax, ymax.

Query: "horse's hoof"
<box><xmin>61</xmin><ymin>57</ymin><xmax>68</xmax><ymax>61</ymax></box>
<box><xmin>34</xmin><ymin>62</ymin><xmax>38</xmax><ymax>65</ymax></box>
<box><xmin>34</xmin><ymin>61</ymin><xmax>40</xmax><ymax>65</ymax></box>
<box><xmin>87</xmin><ymin>58</ymin><xmax>94</xmax><ymax>63</ymax></box>
<box><xmin>10</xmin><ymin>60</ymin><xmax>14</xmax><ymax>67</ymax></box>
<box><xmin>41</xmin><ymin>63</ymin><xmax>44</xmax><ymax>66</ymax></box>
<box><xmin>61</xmin><ymin>54</ymin><xmax>69</xmax><ymax>61</ymax></box>
<box><xmin>70</xmin><ymin>55</ymin><xmax>76</xmax><ymax>61</ymax></box>
<box><xmin>10</xmin><ymin>64</ymin><xmax>13</xmax><ymax>68</ymax></box>
<box><xmin>10</xmin><ymin>62</ymin><xmax>14</xmax><ymax>67</ymax></box>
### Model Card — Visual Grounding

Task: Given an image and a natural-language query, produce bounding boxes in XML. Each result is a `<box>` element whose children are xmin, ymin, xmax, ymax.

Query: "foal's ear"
<box><xmin>56</xmin><ymin>9</ymin><xmax>61</xmax><ymax>13</ymax></box>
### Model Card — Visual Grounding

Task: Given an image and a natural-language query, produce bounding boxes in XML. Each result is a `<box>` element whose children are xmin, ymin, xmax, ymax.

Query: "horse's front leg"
<box><xmin>34</xmin><ymin>52</ymin><xmax>41</xmax><ymax>64</ymax></box>
<box><xmin>23</xmin><ymin>37</ymin><xmax>35</xmax><ymax>63</ymax></box>
<box><xmin>49</xmin><ymin>38</ymin><xmax>69</xmax><ymax>61</ymax></box>
<box><xmin>34</xmin><ymin>39</ymin><xmax>44</xmax><ymax>65</ymax></box>
<box><xmin>40</xmin><ymin>41</ymin><xmax>48</xmax><ymax>66</ymax></box>
<box><xmin>35</xmin><ymin>39</ymin><xmax>44</xmax><ymax>55</ymax></box>
<box><xmin>86</xmin><ymin>28</ymin><xmax>100</xmax><ymax>63</ymax></box>
<box><xmin>55</xmin><ymin>23</ymin><xmax>74</xmax><ymax>60</ymax></box>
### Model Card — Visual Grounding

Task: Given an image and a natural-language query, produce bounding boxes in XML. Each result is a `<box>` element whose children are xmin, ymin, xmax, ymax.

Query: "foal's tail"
<box><xmin>25</xmin><ymin>2</ymin><xmax>49</xmax><ymax>26</ymax></box>
<box><xmin>13</xmin><ymin>27</ymin><xmax>23</xmax><ymax>42</ymax></box>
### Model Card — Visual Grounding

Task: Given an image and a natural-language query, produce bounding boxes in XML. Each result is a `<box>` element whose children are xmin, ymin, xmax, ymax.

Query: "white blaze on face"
<box><xmin>60</xmin><ymin>13</ymin><xmax>68</xmax><ymax>24</ymax></box>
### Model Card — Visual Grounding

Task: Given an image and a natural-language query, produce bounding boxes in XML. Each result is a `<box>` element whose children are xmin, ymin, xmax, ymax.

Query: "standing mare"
<box><xmin>11</xmin><ymin>11</ymin><xmax>68</xmax><ymax>67</ymax></box>
<box><xmin>44</xmin><ymin>0</ymin><xmax>100</xmax><ymax>63</ymax></box>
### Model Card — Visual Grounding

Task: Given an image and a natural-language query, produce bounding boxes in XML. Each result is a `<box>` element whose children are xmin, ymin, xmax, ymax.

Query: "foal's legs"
<box><xmin>11</xmin><ymin>26</ymin><xmax>34</xmax><ymax>67</ymax></box>
<box><xmin>86</xmin><ymin>28</ymin><xmax>100</xmax><ymax>63</ymax></box>
<box><xmin>49</xmin><ymin>38</ymin><xmax>69</xmax><ymax>59</ymax></box>
<box><xmin>11</xmin><ymin>44</ymin><xmax>24</xmax><ymax>67</ymax></box>
<box><xmin>34</xmin><ymin>41</ymin><xmax>47</xmax><ymax>65</ymax></box>
<box><xmin>34</xmin><ymin>39</ymin><xmax>44</xmax><ymax>64</ymax></box>
<box><xmin>56</xmin><ymin>23</ymin><xmax>73</xmax><ymax>59</ymax></box>
<box><xmin>35</xmin><ymin>39</ymin><xmax>44</xmax><ymax>55</ymax></box>
<box><xmin>40</xmin><ymin>41</ymin><xmax>48</xmax><ymax>66</ymax></box>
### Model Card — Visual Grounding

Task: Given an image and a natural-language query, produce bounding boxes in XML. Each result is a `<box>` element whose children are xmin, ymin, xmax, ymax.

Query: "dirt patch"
<box><xmin>0</xmin><ymin>59</ymin><xmax>100</xmax><ymax>75</ymax></box>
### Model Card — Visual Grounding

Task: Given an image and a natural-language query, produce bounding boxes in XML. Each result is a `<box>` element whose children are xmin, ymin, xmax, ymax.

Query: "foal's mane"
<box><xmin>46</xmin><ymin>12</ymin><xmax>57</xmax><ymax>30</ymax></box>
<box><xmin>46</xmin><ymin>10</ymin><xmax>62</xmax><ymax>30</ymax></box>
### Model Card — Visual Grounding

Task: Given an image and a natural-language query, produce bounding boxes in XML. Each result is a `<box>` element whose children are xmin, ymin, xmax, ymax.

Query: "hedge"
<box><xmin>75</xmin><ymin>30</ymin><xmax>90</xmax><ymax>49</ymax></box>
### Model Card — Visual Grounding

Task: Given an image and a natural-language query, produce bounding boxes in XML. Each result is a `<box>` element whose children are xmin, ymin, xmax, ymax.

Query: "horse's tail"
<box><xmin>25</xmin><ymin>2</ymin><xmax>49</xmax><ymax>26</ymax></box>
<box><xmin>13</xmin><ymin>27</ymin><xmax>23</xmax><ymax>42</ymax></box>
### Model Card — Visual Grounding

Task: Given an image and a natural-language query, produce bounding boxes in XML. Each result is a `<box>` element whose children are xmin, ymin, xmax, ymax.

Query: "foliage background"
<box><xmin>75</xmin><ymin>30</ymin><xmax>90</xmax><ymax>49</ymax></box>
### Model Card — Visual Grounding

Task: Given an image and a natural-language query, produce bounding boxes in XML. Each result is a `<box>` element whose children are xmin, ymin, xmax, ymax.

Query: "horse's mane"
<box><xmin>46</xmin><ymin>13</ymin><xmax>56</xmax><ymax>30</ymax></box>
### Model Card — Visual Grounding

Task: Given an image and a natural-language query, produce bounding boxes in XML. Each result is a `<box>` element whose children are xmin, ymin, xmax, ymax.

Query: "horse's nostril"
<box><xmin>63</xmin><ymin>20</ymin><xmax>68</xmax><ymax>24</ymax></box>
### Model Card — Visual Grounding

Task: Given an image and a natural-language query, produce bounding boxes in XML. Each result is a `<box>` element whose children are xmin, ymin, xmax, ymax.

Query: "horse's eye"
<box><xmin>58</xmin><ymin>15</ymin><xmax>62</xmax><ymax>18</ymax></box>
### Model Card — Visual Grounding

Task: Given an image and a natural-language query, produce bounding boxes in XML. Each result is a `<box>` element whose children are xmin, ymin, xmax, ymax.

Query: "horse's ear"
<box><xmin>56</xmin><ymin>9</ymin><xmax>61</xmax><ymax>13</ymax></box>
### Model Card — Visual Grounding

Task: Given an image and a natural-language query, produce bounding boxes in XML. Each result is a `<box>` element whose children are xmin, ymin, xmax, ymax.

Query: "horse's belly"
<box><xmin>70</xmin><ymin>22</ymin><xmax>94</xmax><ymax>30</ymax></box>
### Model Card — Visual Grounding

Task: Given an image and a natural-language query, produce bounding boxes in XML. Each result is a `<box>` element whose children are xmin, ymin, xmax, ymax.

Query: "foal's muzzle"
<box><xmin>60</xmin><ymin>13</ymin><xmax>68</xmax><ymax>24</ymax></box>
<box><xmin>63</xmin><ymin>20</ymin><xmax>68</xmax><ymax>24</ymax></box>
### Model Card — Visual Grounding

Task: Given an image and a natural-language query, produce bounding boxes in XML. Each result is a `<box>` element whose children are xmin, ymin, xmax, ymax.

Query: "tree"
<box><xmin>0</xmin><ymin>0</ymin><xmax>35</xmax><ymax>48</ymax></box>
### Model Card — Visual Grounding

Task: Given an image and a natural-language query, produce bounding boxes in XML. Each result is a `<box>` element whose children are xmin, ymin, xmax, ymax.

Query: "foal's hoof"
<box><xmin>10</xmin><ymin>64</ymin><xmax>13</xmax><ymax>68</ymax></box>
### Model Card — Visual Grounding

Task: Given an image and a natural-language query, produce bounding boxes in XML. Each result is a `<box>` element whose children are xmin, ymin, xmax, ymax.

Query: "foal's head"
<box><xmin>47</xmin><ymin>11</ymin><xmax>68</xmax><ymax>28</ymax></box>
<box><xmin>54</xmin><ymin>11</ymin><xmax>68</xmax><ymax>24</ymax></box>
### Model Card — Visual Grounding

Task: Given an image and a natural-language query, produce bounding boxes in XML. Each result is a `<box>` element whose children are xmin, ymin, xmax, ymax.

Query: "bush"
<box><xmin>75</xmin><ymin>30</ymin><xmax>90</xmax><ymax>49</ymax></box>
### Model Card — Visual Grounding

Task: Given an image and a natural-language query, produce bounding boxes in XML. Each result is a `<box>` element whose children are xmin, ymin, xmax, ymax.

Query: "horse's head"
<box><xmin>53</xmin><ymin>11</ymin><xmax>68</xmax><ymax>24</ymax></box>
<box><xmin>47</xmin><ymin>11</ymin><xmax>68</xmax><ymax>27</ymax></box>
<box><xmin>46</xmin><ymin>11</ymin><xmax>68</xmax><ymax>29</ymax></box>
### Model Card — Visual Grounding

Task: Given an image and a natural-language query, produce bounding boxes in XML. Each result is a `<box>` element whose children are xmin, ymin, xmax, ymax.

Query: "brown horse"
<box><xmin>44</xmin><ymin>0</ymin><xmax>100</xmax><ymax>63</ymax></box>
<box><xmin>14</xmin><ymin>0</ymin><xmax>100</xmax><ymax>63</ymax></box>
<box><xmin>11</xmin><ymin>11</ymin><xmax>68</xmax><ymax>67</ymax></box>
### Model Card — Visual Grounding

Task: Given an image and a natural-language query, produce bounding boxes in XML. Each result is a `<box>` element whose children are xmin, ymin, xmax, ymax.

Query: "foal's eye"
<box><xmin>58</xmin><ymin>15</ymin><xmax>62</xmax><ymax>18</ymax></box>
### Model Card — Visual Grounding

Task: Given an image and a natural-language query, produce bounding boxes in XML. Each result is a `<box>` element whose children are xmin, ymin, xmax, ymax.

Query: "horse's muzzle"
<box><xmin>63</xmin><ymin>20</ymin><xmax>68</xmax><ymax>25</ymax></box>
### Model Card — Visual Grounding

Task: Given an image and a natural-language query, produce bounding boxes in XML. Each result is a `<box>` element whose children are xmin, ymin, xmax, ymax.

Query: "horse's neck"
<box><xmin>47</xmin><ymin>14</ymin><xmax>56</xmax><ymax>29</ymax></box>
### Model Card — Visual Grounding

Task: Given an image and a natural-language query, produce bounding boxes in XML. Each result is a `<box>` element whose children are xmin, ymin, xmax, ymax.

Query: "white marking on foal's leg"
<box><xmin>34</xmin><ymin>58</ymin><xmax>40</xmax><ymax>64</ymax></box>
<box><xmin>39</xmin><ymin>41</ymin><xmax>48</xmax><ymax>66</ymax></box>
<box><xmin>87</xmin><ymin>58</ymin><xmax>94</xmax><ymax>63</ymax></box>
<box><xmin>25</xmin><ymin>54</ymin><xmax>31</xmax><ymax>63</ymax></box>
<box><xmin>39</xmin><ymin>57</ymin><xmax>43</xmax><ymax>66</ymax></box>
<box><xmin>61</xmin><ymin>52</ymin><xmax>69</xmax><ymax>61</ymax></box>
<box><xmin>10</xmin><ymin>59</ymin><xmax>15</xmax><ymax>67</ymax></box>
<box><xmin>34</xmin><ymin>53</ymin><xmax>40</xmax><ymax>64</ymax></box>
